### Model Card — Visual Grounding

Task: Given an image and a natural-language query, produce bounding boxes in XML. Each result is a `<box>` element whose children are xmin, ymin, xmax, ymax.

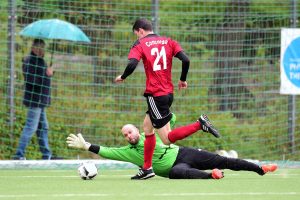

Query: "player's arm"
<box><xmin>175</xmin><ymin>51</ymin><xmax>190</xmax><ymax>89</ymax></box>
<box><xmin>175</xmin><ymin>51</ymin><xmax>190</xmax><ymax>82</ymax></box>
<box><xmin>66</xmin><ymin>133</ymin><xmax>140</xmax><ymax>163</ymax></box>
<box><xmin>114</xmin><ymin>58</ymin><xmax>139</xmax><ymax>83</ymax></box>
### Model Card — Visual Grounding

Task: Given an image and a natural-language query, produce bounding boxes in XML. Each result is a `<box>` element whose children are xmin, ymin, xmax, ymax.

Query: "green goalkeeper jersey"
<box><xmin>99</xmin><ymin>134</ymin><xmax>179</xmax><ymax>177</ymax></box>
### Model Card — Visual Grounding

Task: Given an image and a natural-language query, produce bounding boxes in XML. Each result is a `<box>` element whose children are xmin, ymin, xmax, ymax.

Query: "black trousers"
<box><xmin>169</xmin><ymin>147</ymin><xmax>264</xmax><ymax>179</ymax></box>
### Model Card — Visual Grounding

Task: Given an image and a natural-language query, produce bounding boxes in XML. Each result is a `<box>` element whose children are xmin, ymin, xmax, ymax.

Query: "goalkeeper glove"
<box><xmin>66</xmin><ymin>133</ymin><xmax>91</xmax><ymax>150</ymax></box>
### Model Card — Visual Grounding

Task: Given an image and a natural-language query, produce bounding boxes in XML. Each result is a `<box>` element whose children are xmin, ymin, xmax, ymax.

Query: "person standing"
<box><xmin>115</xmin><ymin>19</ymin><xmax>221</xmax><ymax>179</ymax></box>
<box><xmin>13</xmin><ymin>39</ymin><xmax>53</xmax><ymax>160</ymax></box>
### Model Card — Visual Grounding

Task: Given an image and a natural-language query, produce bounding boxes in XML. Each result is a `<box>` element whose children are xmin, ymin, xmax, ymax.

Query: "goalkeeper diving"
<box><xmin>66</xmin><ymin>114</ymin><xmax>277</xmax><ymax>179</ymax></box>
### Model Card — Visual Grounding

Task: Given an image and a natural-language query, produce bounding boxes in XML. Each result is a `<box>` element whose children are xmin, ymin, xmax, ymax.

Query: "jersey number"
<box><xmin>151</xmin><ymin>47</ymin><xmax>167</xmax><ymax>71</ymax></box>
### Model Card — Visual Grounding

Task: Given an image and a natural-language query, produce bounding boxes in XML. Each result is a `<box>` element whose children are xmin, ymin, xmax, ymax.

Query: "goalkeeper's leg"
<box><xmin>169</xmin><ymin>163</ymin><xmax>224</xmax><ymax>179</ymax></box>
<box><xmin>202</xmin><ymin>152</ymin><xmax>277</xmax><ymax>175</ymax></box>
<box><xmin>176</xmin><ymin>147</ymin><xmax>276</xmax><ymax>176</ymax></box>
<box><xmin>169</xmin><ymin>163</ymin><xmax>211</xmax><ymax>179</ymax></box>
<box><xmin>215</xmin><ymin>156</ymin><xmax>265</xmax><ymax>175</ymax></box>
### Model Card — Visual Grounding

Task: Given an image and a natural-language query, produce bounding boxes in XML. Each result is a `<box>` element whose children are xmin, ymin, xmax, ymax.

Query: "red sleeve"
<box><xmin>128</xmin><ymin>45</ymin><xmax>142</xmax><ymax>61</ymax></box>
<box><xmin>170</xmin><ymin>39</ymin><xmax>183</xmax><ymax>56</ymax></box>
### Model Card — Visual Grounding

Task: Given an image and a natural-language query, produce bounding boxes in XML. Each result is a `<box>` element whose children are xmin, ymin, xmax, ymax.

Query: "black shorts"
<box><xmin>145</xmin><ymin>93</ymin><xmax>173</xmax><ymax>129</ymax></box>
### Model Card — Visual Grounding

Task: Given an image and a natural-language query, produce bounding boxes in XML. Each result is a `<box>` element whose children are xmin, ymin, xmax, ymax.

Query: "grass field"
<box><xmin>0</xmin><ymin>168</ymin><xmax>299</xmax><ymax>200</ymax></box>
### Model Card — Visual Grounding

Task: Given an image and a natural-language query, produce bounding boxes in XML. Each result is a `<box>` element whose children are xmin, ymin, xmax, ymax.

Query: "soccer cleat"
<box><xmin>199</xmin><ymin>114</ymin><xmax>221</xmax><ymax>138</ymax></box>
<box><xmin>131</xmin><ymin>168</ymin><xmax>155</xmax><ymax>180</ymax></box>
<box><xmin>211</xmin><ymin>169</ymin><xmax>224</xmax><ymax>179</ymax></box>
<box><xmin>261</xmin><ymin>164</ymin><xmax>278</xmax><ymax>174</ymax></box>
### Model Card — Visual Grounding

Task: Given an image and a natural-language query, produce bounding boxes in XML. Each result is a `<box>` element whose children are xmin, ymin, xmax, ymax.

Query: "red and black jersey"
<box><xmin>128</xmin><ymin>34</ymin><xmax>182</xmax><ymax>97</ymax></box>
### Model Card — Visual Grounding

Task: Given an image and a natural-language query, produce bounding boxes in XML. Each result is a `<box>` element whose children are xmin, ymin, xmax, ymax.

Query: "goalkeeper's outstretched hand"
<box><xmin>66</xmin><ymin>133</ymin><xmax>91</xmax><ymax>150</ymax></box>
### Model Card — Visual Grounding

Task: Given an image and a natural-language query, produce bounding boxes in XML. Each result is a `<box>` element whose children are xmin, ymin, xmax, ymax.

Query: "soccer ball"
<box><xmin>216</xmin><ymin>150</ymin><xmax>229</xmax><ymax>157</ymax></box>
<box><xmin>78</xmin><ymin>161</ymin><xmax>98</xmax><ymax>180</ymax></box>
<box><xmin>228</xmin><ymin>150</ymin><xmax>238</xmax><ymax>158</ymax></box>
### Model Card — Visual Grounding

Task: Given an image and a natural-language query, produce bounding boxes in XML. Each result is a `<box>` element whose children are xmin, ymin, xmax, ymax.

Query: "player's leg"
<box><xmin>142</xmin><ymin>114</ymin><xmax>155</xmax><ymax>170</ymax></box>
<box><xmin>156</xmin><ymin>122</ymin><xmax>172</xmax><ymax>144</ymax></box>
<box><xmin>160</xmin><ymin>94</ymin><xmax>220</xmax><ymax>142</ymax></box>
<box><xmin>166</xmin><ymin>121</ymin><xmax>202</xmax><ymax>144</ymax></box>
<box><xmin>172</xmin><ymin>147</ymin><xmax>222</xmax><ymax>179</ymax></box>
<box><xmin>131</xmin><ymin>114</ymin><xmax>156</xmax><ymax>180</ymax></box>
<box><xmin>145</xmin><ymin>94</ymin><xmax>173</xmax><ymax>145</ymax></box>
<box><xmin>186</xmin><ymin>148</ymin><xmax>276</xmax><ymax>175</ymax></box>
<box><xmin>146</xmin><ymin>94</ymin><xmax>220</xmax><ymax>144</ymax></box>
<box><xmin>146</xmin><ymin>93</ymin><xmax>204</xmax><ymax>145</ymax></box>
<box><xmin>198</xmin><ymin>115</ymin><xmax>221</xmax><ymax>138</ymax></box>
<box><xmin>214</xmin><ymin>156</ymin><xmax>265</xmax><ymax>174</ymax></box>
<box><xmin>201</xmin><ymin>152</ymin><xmax>273</xmax><ymax>175</ymax></box>
<box><xmin>131</xmin><ymin>94</ymin><xmax>174</xmax><ymax>179</ymax></box>
<box><xmin>169</xmin><ymin>163</ymin><xmax>213</xmax><ymax>179</ymax></box>
<box><xmin>215</xmin><ymin>156</ymin><xmax>277</xmax><ymax>175</ymax></box>
<box><xmin>165</xmin><ymin>115</ymin><xmax>221</xmax><ymax>143</ymax></box>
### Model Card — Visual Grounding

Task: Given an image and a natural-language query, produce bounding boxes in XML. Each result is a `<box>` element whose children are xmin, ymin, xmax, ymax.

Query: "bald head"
<box><xmin>121</xmin><ymin>124</ymin><xmax>140</xmax><ymax>145</ymax></box>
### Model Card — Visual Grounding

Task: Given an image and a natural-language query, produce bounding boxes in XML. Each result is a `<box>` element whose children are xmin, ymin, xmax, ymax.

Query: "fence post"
<box><xmin>288</xmin><ymin>0</ymin><xmax>297</xmax><ymax>154</ymax></box>
<box><xmin>7</xmin><ymin>0</ymin><xmax>16</xmax><ymax>142</ymax></box>
<box><xmin>151</xmin><ymin>0</ymin><xmax>159</xmax><ymax>34</ymax></box>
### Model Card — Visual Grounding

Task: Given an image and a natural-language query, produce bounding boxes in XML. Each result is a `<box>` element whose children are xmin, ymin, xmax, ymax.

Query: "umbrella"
<box><xmin>19</xmin><ymin>19</ymin><xmax>91</xmax><ymax>66</ymax></box>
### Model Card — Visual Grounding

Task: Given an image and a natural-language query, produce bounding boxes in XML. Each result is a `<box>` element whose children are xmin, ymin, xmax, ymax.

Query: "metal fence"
<box><xmin>0</xmin><ymin>0</ymin><xmax>299</xmax><ymax>160</ymax></box>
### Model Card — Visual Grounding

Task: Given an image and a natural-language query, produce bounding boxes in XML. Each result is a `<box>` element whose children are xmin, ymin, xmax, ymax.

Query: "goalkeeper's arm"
<box><xmin>66</xmin><ymin>133</ymin><xmax>100</xmax><ymax>154</ymax></box>
<box><xmin>67</xmin><ymin>133</ymin><xmax>139</xmax><ymax>164</ymax></box>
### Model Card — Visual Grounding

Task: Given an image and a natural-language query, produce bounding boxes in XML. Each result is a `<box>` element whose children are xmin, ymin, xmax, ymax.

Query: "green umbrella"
<box><xmin>20</xmin><ymin>19</ymin><xmax>91</xmax><ymax>66</ymax></box>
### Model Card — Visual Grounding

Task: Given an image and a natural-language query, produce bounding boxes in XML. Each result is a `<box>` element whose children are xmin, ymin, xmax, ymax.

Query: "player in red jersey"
<box><xmin>115</xmin><ymin>18</ymin><xmax>221</xmax><ymax>180</ymax></box>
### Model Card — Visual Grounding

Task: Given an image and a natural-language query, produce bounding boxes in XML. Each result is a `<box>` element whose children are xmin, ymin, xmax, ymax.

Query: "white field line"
<box><xmin>153</xmin><ymin>192</ymin><xmax>300</xmax><ymax>196</ymax></box>
<box><xmin>0</xmin><ymin>174</ymin><xmax>131</xmax><ymax>178</ymax></box>
<box><xmin>0</xmin><ymin>173</ymin><xmax>298</xmax><ymax>178</ymax></box>
<box><xmin>0</xmin><ymin>192</ymin><xmax>299</xmax><ymax>198</ymax></box>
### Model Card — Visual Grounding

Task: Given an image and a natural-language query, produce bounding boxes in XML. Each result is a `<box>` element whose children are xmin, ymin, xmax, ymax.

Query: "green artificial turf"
<box><xmin>0</xmin><ymin>168</ymin><xmax>299</xmax><ymax>200</ymax></box>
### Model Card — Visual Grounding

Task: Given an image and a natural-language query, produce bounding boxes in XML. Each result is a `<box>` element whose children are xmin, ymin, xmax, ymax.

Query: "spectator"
<box><xmin>13</xmin><ymin>38</ymin><xmax>53</xmax><ymax>160</ymax></box>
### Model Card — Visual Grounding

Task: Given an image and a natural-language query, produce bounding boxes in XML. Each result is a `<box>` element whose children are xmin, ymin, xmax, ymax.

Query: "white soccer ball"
<box><xmin>216</xmin><ymin>150</ymin><xmax>229</xmax><ymax>157</ymax></box>
<box><xmin>78</xmin><ymin>161</ymin><xmax>98</xmax><ymax>180</ymax></box>
<box><xmin>228</xmin><ymin>150</ymin><xmax>238</xmax><ymax>158</ymax></box>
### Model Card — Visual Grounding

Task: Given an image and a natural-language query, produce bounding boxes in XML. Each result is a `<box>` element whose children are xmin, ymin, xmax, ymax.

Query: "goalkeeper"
<box><xmin>66</xmin><ymin>114</ymin><xmax>277</xmax><ymax>179</ymax></box>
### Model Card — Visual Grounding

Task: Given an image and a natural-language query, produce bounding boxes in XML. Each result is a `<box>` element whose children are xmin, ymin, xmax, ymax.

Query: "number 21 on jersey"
<box><xmin>151</xmin><ymin>46</ymin><xmax>167</xmax><ymax>71</ymax></box>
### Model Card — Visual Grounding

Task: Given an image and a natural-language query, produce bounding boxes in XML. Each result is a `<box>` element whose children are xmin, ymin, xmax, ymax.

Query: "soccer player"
<box><xmin>114</xmin><ymin>18</ymin><xmax>221</xmax><ymax>179</ymax></box>
<box><xmin>66</xmin><ymin>115</ymin><xmax>277</xmax><ymax>179</ymax></box>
